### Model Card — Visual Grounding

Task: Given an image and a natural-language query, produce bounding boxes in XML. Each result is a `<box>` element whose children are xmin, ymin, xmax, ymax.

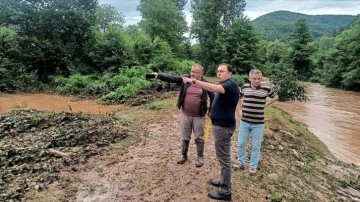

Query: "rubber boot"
<box><xmin>177</xmin><ymin>140</ymin><xmax>189</xmax><ymax>164</ymax></box>
<box><xmin>195</xmin><ymin>141</ymin><xmax>204</xmax><ymax>167</ymax></box>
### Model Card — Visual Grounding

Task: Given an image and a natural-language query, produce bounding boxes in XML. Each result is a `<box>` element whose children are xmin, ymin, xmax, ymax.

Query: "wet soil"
<box><xmin>1</xmin><ymin>93</ymin><xmax>359</xmax><ymax>202</ymax></box>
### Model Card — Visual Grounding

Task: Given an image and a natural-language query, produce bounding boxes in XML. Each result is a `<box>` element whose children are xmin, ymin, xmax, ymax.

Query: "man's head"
<box><xmin>216</xmin><ymin>63</ymin><xmax>232</xmax><ymax>83</ymax></box>
<box><xmin>249</xmin><ymin>69</ymin><xmax>262</xmax><ymax>88</ymax></box>
<box><xmin>190</xmin><ymin>64</ymin><xmax>204</xmax><ymax>80</ymax></box>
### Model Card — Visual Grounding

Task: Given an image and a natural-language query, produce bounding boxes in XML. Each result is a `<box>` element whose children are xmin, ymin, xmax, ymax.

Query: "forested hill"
<box><xmin>251</xmin><ymin>10</ymin><xmax>358</xmax><ymax>41</ymax></box>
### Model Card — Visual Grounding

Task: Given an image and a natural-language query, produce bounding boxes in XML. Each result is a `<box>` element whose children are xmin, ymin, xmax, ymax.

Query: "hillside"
<box><xmin>251</xmin><ymin>10</ymin><xmax>358</xmax><ymax>41</ymax></box>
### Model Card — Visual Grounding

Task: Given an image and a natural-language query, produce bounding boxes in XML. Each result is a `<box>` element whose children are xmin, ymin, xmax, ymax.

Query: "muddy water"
<box><xmin>0</xmin><ymin>93</ymin><xmax>123</xmax><ymax>114</ymax></box>
<box><xmin>274</xmin><ymin>83</ymin><xmax>360</xmax><ymax>165</ymax></box>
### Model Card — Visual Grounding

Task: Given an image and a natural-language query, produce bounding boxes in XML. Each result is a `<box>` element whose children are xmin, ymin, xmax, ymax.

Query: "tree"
<box><xmin>0</xmin><ymin>26</ymin><xmax>38</xmax><ymax>91</ymax></box>
<box><xmin>309</xmin><ymin>36</ymin><xmax>336</xmax><ymax>83</ymax></box>
<box><xmin>138</xmin><ymin>0</ymin><xmax>187</xmax><ymax>56</ymax></box>
<box><xmin>86</xmin><ymin>25</ymin><xmax>134</xmax><ymax>73</ymax></box>
<box><xmin>191</xmin><ymin>0</ymin><xmax>246</xmax><ymax>68</ymax></box>
<box><xmin>289</xmin><ymin>18</ymin><xmax>313</xmax><ymax>80</ymax></box>
<box><xmin>3</xmin><ymin>0</ymin><xmax>98</xmax><ymax>81</ymax></box>
<box><xmin>96</xmin><ymin>4</ymin><xmax>125</xmax><ymax>32</ymax></box>
<box><xmin>126</xmin><ymin>26</ymin><xmax>154</xmax><ymax>66</ymax></box>
<box><xmin>270</xmin><ymin>66</ymin><xmax>308</xmax><ymax>102</ymax></box>
<box><xmin>323</xmin><ymin>19</ymin><xmax>360</xmax><ymax>90</ymax></box>
<box><xmin>214</xmin><ymin>19</ymin><xmax>260</xmax><ymax>75</ymax></box>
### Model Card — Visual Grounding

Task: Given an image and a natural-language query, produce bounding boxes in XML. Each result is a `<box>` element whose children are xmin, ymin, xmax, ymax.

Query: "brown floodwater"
<box><xmin>0</xmin><ymin>93</ymin><xmax>123</xmax><ymax>114</ymax></box>
<box><xmin>274</xmin><ymin>83</ymin><xmax>360</xmax><ymax>165</ymax></box>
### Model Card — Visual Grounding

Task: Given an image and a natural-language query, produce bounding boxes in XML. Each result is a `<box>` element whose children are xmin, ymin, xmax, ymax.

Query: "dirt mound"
<box><xmin>0</xmin><ymin>109</ymin><xmax>129</xmax><ymax>201</ymax></box>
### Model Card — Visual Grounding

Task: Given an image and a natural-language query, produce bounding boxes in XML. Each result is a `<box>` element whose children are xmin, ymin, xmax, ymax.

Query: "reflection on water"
<box><xmin>0</xmin><ymin>93</ymin><xmax>122</xmax><ymax>114</ymax></box>
<box><xmin>275</xmin><ymin>83</ymin><xmax>360</xmax><ymax>165</ymax></box>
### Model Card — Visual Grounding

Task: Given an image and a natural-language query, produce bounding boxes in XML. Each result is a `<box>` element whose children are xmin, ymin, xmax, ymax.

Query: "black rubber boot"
<box><xmin>195</xmin><ymin>141</ymin><xmax>204</xmax><ymax>167</ymax></box>
<box><xmin>177</xmin><ymin>140</ymin><xmax>189</xmax><ymax>164</ymax></box>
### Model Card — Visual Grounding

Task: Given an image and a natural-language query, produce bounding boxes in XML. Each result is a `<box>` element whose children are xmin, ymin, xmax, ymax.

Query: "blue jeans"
<box><xmin>237</xmin><ymin>120</ymin><xmax>264</xmax><ymax>168</ymax></box>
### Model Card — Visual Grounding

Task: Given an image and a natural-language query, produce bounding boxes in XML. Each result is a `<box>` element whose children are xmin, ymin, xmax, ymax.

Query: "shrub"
<box><xmin>270</xmin><ymin>67</ymin><xmax>308</xmax><ymax>102</ymax></box>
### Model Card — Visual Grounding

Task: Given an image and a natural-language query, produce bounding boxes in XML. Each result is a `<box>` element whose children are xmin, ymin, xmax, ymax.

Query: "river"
<box><xmin>274</xmin><ymin>83</ymin><xmax>360</xmax><ymax>165</ymax></box>
<box><xmin>0</xmin><ymin>93</ymin><xmax>122</xmax><ymax>114</ymax></box>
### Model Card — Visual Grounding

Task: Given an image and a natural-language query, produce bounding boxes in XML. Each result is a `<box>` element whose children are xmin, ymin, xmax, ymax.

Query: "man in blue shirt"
<box><xmin>183</xmin><ymin>63</ymin><xmax>239</xmax><ymax>201</ymax></box>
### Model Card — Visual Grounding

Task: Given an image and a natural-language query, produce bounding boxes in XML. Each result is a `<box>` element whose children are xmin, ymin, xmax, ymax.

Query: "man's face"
<box><xmin>216</xmin><ymin>65</ymin><xmax>231</xmax><ymax>83</ymax></box>
<box><xmin>190</xmin><ymin>66</ymin><xmax>202</xmax><ymax>80</ymax></box>
<box><xmin>250</xmin><ymin>73</ymin><xmax>262</xmax><ymax>87</ymax></box>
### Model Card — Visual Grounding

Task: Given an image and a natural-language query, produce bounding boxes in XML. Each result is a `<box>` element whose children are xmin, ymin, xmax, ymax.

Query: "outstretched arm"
<box><xmin>182</xmin><ymin>77</ymin><xmax>225</xmax><ymax>94</ymax></box>
<box><xmin>150</xmin><ymin>72</ymin><xmax>184</xmax><ymax>84</ymax></box>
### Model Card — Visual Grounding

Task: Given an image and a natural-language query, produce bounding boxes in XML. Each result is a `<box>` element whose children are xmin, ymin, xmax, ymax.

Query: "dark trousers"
<box><xmin>212</xmin><ymin>125</ymin><xmax>234</xmax><ymax>193</ymax></box>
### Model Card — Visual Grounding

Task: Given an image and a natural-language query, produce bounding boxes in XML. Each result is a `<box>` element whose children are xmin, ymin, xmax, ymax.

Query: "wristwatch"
<box><xmin>192</xmin><ymin>78</ymin><xmax>196</xmax><ymax>84</ymax></box>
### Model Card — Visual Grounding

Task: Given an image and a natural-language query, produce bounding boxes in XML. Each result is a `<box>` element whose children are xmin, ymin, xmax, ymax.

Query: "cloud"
<box><xmin>245</xmin><ymin>0</ymin><xmax>360</xmax><ymax>20</ymax></box>
<box><xmin>98</xmin><ymin>0</ymin><xmax>360</xmax><ymax>26</ymax></box>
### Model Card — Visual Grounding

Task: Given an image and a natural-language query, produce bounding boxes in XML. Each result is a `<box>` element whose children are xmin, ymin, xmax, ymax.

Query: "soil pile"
<box><xmin>0</xmin><ymin>109</ymin><xmax>129</xmax><ymax>201</ymax></box>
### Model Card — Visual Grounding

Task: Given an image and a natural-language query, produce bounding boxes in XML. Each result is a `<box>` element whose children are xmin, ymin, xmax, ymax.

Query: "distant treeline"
<box><xmin>252</xmin><ymin>10</ymin><xmax>358</xmax><ymax>41</ymax></box>
<box><xmin>0</xmin><ymin>0</ymin><xmax>359</xmax><ymax>104</ymax></box>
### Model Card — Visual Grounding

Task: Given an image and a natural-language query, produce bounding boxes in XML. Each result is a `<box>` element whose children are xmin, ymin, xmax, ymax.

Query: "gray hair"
<box><xmin>192</xmin><ymin>63</ymin><xmax>204</xmax><ymax>73</ymax></box>
<box><xmin>249</xmin><ymin>69</ymin><xmax>262</xmax><ymax>77</ymax></box>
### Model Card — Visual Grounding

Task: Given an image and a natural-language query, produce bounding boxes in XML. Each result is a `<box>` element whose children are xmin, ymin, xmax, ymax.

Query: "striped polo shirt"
<box><xmin>239</xmin><ymin>84</ymin><xmax>276</xmax><ymax>124</ymax></box>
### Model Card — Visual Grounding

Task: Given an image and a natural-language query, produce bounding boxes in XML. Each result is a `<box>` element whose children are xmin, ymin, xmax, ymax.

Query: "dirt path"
<box><xmin>70</xmin><ymin>112</ymin><xmax>242</xmax><ymax>202</ymax></box>
<box><xmin>17</xmin><ymin>94</ymin><xmax>360</xmax><ymax>202</ymax></box>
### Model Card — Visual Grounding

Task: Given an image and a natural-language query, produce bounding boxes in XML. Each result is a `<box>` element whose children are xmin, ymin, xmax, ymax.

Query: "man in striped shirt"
<box><xmin>236</xmin><ymin>69</ymin><xmax>279</xmax><ymax>174</ymax></box>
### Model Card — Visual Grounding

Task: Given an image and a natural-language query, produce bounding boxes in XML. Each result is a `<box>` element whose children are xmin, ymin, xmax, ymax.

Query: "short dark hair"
<box><xmin>219</xmin><ymin>63</ymin><xmax>232</xmax><ymax>73</ymax></box>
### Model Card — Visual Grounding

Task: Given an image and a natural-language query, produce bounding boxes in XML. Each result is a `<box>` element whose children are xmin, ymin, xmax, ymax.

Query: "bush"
<box><xmin>232</xmin><ymin>74</ymin><xmax>248</xmax><ymax>86</ymax></box>
<box><xmin>269</xmin><ymin>66</ymin><xmax>308</xmax><ymax>102</ymax></box>
<box><xmin>0</xmin><ymin>62</ymin><xmax>40</xmax><ymax>92</ymax></box>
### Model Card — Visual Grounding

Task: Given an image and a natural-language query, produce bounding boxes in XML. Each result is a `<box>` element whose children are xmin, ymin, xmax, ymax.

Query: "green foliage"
<box><xmin>269</xmin><ymin>66</ymin><xmax>308</xmax><ymax>102</ymax></box>
<box><xmin>96</xmin><ymin>4</ymin><xmax>125</xmax><ymax>32</ymax></box>
<box><xmin>309</xmin><ymin>36</ymin><xmax>337</xmax><ymax>83</ymax></box>
<box><xmin>86</xmin><ymin>25</ymin><xmax>134</xmax><ymax>73</ymax></box>
<box><xmin>232</xmin><ymin>74</ymin><xmax>247</xmax><ymax>87</ymax></box>
<box><xmin>0</xmin><ymin>61</ymin><xmax>39</xmax><ymax>92</ymax></box>
<box><xmin>147</xmin><ymin>37</ymin><xmax>175</xmax><ymax>72</ymax></box>
<box><xmin>290</xmin><ymin>19</ymin><xmax>313</xmax><ymax>81</ymax></box>
<box><xmin>215</xmin><ymin>19</ymin><xmax>260</xmax><ymax>75</ymax></box>
<box><xmin>0</xmin><ymin>26</ymin><xmax>40</xmax><ymax>91</ymax></box>
<box><xmin>54</xmin><ymin>66</ymin><xmax>159</xmax><ymax>104</ymax></box>
<box><xmin>55</xmin><ymin>74</ymin><xmax>94</xmax><ymax>95</ymax></box>
<box><xmin>138</xmin><ymin>0</ymin><xmax>187</xmax><ymax>56</ymax></box>
<box><xmin>191</xmin><ymin>0</ymin><xmax>246</xmax><ymax>67</ymax></box>
<box><xmin>127</xmin><ymin>28</ymin><xmax>153</xmax><ymax>66</ymax></box>
<box><xmin>2</xmin><ymin>0</ymin><xmax>98</xmax><ymax>82</ymax></box>
<box><xmin>320</xmin><ymin>19</ymin><xmax>360</xmax><ymax>90</ymax></box>
<box><xmin>252</xmin><ymin>11</ymin><xmax>357</xmax><ymax>41</ymax></box>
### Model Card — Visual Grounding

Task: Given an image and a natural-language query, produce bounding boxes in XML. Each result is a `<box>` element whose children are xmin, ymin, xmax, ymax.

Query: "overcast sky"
<box><xmin>98</xmin><ymin>0</ymin><xmax>360</xmax><ymax>26</ymax></box>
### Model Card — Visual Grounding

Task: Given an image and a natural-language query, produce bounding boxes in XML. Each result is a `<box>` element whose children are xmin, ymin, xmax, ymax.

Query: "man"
<box><xmin>183</xmin><ymin>63</ymin><xmax>239</xmax><ymax>201</ymax></box>
<box><xmin>149</xmin><ymin>64</ymin><xmax>214</xmax><ymax>167</ymax></box>
<box><xmin>235</xmin><ymin>69</ymin><xmax>279</xmax><ymax>174</ymax></box>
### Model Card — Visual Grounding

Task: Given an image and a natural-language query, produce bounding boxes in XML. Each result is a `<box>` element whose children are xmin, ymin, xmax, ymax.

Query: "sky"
<box><xmin>98</xmin><ymin>0</ymin><xmax>360</xmax><ymax>26</ymax></box>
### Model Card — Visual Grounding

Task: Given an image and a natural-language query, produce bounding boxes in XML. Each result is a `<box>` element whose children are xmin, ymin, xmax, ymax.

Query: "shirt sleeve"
<box><xmin>222</xmin><ymin>80</ymin><xmax>238</xmax><ymax>95</ymax></box>
<box><xmin>268</xmin><ymin>88</ymin><xmax>276</xmax><ymax>98</ymax></box>
<box><xmin>239</xmin><ymin>86</ymin><xmax>244</xmax><ymax>98</ymax></box>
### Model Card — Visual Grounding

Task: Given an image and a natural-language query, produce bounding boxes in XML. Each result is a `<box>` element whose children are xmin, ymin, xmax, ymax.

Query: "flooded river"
<box><xmin>274</xmin><ymin>83</ymin><xmax>360</xmax><ymax>165</ymax></box>
<box><xmin>0</xmin><ymin>93</ymin><xmax>122</xmax><ymax>114</ymax></box>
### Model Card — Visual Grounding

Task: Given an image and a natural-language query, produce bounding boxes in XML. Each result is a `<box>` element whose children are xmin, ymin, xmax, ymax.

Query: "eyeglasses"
<box><xmin>217</xmin><ymin>70</ymin><xmax>228</xmax><ymax>73</ymax></box>
<box><xmin>191</xmin><ymin>70</ymin><xmax>201</xmax><ymax>74</ymax></box>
